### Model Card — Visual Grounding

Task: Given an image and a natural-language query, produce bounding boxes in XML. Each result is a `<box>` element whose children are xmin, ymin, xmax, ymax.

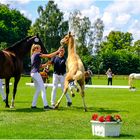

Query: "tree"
<box><xmin>91</xmin><ymin>18</ymin><xmax>104</xmax><ymax>53</ymax></box>
<box><xmin>0</xmin><ymin>4</ymin><xmax>31</xmax><ymax>46</ymax></box>
<box><xmin>69</xmin><ymin>10</ymin><xmax>91</xmax><ymax>52</ymax></box>
<box><xmin>134</xmin><ymin>40</ymin><xmax>140</xmax><ymax>57</ymax></box>
<box><xmin>69</xmin><ymin>10</ymin><xmax>94</xmax><ymax>69</ymax></box>
<box><xmin>106</xmin><ymin>31</ymin><xmax>133</xmax><ymax>51</ymax></box>
<box><xmin>99</xmin><ymin>31</ymin><xmax>140</xmax><ymax>74</ymax></box>
<box><xmin>29</xmin><ymin>1</ymin><xmax>68</xmax><ymax>52</ymax></box>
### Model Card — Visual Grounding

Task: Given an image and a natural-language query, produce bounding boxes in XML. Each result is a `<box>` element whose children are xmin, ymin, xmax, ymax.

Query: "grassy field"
<box><xmin>0</xmin><ymin>75</ymin><xmax>140</xmax><ymax>139</ymax></box>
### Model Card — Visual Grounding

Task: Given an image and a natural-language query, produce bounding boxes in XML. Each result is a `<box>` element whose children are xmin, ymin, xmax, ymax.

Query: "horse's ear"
<box><xmin>68</xmin><ymin>31</ymin><xmax>75</xmax><ymax>37</ymax></box>
<box><xmin>36</xmin><ymin>33</ymin><xmax>39</xmax><ymax>38</ymax></box>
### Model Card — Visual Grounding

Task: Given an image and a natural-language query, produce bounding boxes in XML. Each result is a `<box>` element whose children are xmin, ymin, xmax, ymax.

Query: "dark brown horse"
<box><xmin>0</xmin><ymin>35</ymin><xmax>46</xmax><ymax>108</ymax></box>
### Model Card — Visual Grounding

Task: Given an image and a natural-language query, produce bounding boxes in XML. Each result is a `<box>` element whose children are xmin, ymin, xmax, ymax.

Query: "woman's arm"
<box><xmin>40</xmin><ymin>49</ymin><xmax>60</xmax><ymax>58</ymax></box>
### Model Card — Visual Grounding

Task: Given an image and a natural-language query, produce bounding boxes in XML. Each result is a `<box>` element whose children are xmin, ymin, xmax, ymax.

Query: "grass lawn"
<box><xmin>0</xmin><ymin>75</ymin><xmax>140</xmax><ymax>139</ymax></box>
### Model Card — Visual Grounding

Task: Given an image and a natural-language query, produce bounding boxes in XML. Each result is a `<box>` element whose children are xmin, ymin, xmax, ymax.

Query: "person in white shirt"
<box><xmin>106</xmin><ymin>68</ymin><xmax>114</xmax><ymax>85</ymax></box>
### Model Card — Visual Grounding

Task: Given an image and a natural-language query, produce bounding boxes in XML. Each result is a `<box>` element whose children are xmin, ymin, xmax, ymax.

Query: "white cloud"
<box><xmin>54</xmin><ymin>0</ymin><xmax>95</xmax><ymax>11</ymax></box>
<box><xmin>128</xmin><ymin>19</ymin><xmax>140</xmax><ymax>41</ymax></box>
<box><xmin>101</xmin><ymin>0</ymin><xmax>140</xmax><ymax>41</ymax></box>
<box><xmin>102</xmin><ymin>12</ymin><xmax>113</xmax><ymax>27</ymax></box>
<box><xmin>0</xmin><ymin>0</ymin><xmax>31</xmax><ymax>4</ymax></box>
<box><xmin>16</xmin><ymin>0</ymin><xmax>31</xmax><ymax>4</ymax></box>
<box><xmin>81</xmin><ymin>5</ymin><xmax>100</xmax><ymax>22</ymax></box>
<box><xmin>20</xmin><ymin>9</ymin><xmax>32</xmax><ymax>20</ymax></box>
<box><xmin>116</xmin><ymin>14</ymin><xmax>131</xmax><ymax>26</ymax></box>
<box><xmin>54</xmin><ymin>0</ymin><xmax>100</xmax><ymax>24</ymax></box>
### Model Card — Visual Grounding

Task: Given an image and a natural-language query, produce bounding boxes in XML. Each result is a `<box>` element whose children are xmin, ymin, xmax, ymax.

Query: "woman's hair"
<box><xmin>30</xmin><ymin>44</ymin><xmax>41</xmax><ymax>56</ymax></box>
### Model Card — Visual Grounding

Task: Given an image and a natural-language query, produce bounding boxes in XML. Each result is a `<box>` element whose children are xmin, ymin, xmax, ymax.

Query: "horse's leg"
<box><xmin>79</xmin><ymin>81</ymin><xmax>87</xmax><ymax>112</ymax></box>
<box><xmin>5</xmin><ymin>78</ymin><xmax>10</xmax><ymax>108</ymax></box>
<box><xmin>10</xmin><ymin>75</ymin><xmax>20</xmax><ymax>108</ymax></box>
<box><xmin>55</xmin><ymin>80</ymin><xmax>69</xmax><ymax>109</ymax></box>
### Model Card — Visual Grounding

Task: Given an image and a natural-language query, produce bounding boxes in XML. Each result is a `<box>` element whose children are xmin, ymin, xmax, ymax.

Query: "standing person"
<box><xmin>30</xmin><ymin>44</ymin><xmax>60</xmax><ymax>110</ymax></box>
<box><xmin>106</xmin><ymin>68</ymin><xmax>114</xmax><ymax>85</ymax></box>
<box><xmin>85</xmin><ymin>68</ymin><xmax>93</xmax><ymax>85</ymax></box>
<box><xmin>0</xmin><ymin>79</ymin><xmax>6</xmax><ymax>102</ymax></box>
<box><xmin>51</xmin><ymin>47</ymin><xmax>72</xmax><ymax>108</ymax></box>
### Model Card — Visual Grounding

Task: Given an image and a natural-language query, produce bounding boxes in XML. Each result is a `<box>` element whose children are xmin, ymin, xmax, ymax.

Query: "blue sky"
<box><xmin>1</xmin><ymin>0</ymin><xmax>140</xmax><ymax>41</ymax></box>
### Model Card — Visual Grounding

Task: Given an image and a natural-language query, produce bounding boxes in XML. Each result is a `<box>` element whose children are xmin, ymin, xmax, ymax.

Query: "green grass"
<box><xmin>0</xmin><ymin>75</ymin><xmax>140</xmax><ymax>139</ymax></box>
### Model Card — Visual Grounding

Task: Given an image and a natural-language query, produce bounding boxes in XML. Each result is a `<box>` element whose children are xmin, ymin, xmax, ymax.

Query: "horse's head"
<box><xmin>27</xmin><ymin>35</ymin><xmax>47</xmax><ymax>54</ymax></box>
<box><xmin>60</xmin><ymin>32</ymin><xmax>74</xmax><ymax>46</ymax></box>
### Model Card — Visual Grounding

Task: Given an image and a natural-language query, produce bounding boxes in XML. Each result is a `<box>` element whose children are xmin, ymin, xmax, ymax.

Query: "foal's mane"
<box><xmin>5</xmin><ymin>36</ymin><xmax>32</xmax><ymax>52</ymax></box>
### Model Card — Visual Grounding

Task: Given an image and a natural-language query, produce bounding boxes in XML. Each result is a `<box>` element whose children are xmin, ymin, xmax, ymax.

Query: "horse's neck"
<box><xmin>68</xmin><ymin>37</ymin><xmax>76</xmax><ymax>56</ymax></box>
<box><xmin>6</xmin><ymin>41</ymin><xmax>31</xmax><ymax>59</ymax></box>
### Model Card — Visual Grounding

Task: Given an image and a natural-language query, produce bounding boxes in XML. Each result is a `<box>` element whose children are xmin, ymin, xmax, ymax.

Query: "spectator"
<box><xmin>85</xmin><ymin>68</ymin><xmax>93</xmax><ymax>85</ymax></box>
<box><xmin>106</xmin><ymin>68</ymin><xmax>114</xmax><ymax>85</ymax></box>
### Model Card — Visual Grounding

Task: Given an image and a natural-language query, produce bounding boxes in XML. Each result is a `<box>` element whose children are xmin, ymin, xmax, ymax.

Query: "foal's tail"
<box><xmin>73</xmin><ymin>70</ymin><xmax>83</xmax><ymax>81</ymax></box>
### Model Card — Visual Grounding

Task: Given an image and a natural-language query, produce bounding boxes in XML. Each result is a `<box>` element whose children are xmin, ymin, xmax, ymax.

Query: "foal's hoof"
<box><xmin>55</xmin><ymin>104</ymin><xmax>59</xmax><ymax>109</ymax></box>
<box><xmin>72</xmin><ymin>93</ymin><xmax>75</xmax><ymax>97</ymax></box>
<box><xmin>84</xmin><ymin>108</ymin><xmax>87</xmax><ymax>112</ymax></box>
<box><xmin>76</xmin><ymin>88</ymin><xmax>79</xmax><ymax>92</ymax></box>
<box><xmin>55</xmin><ymin>106</ymin><xmax>58</xmax><ymax>109</ymax></box>
<box><xmin>10</xmin><ymin>105</ymin><xmax>15</xmax><ymax>109</ymax></box>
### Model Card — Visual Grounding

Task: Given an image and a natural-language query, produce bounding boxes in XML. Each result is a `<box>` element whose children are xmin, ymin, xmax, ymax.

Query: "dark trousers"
<box><xmin>108</xmin><ymin>78</ymin><xmax>112</xmax><ymax>85</ymax></box>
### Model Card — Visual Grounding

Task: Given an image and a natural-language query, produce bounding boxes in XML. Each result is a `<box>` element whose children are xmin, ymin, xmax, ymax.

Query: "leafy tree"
<box><xmin>69</xmin><ymin>10</ymin><xmax>94</xmax><ymax>69</ymax></box>
<box><xmin>134</xmin><ymin>40</ymin><xmax>140</xmax><ymax>57</ymax></box>
<box><xmin>0</xmin><ymin>42</ymin><xmax>7</xmax><ymax>50</ymax></box>
<box><xmin>0</xmin><ymin>4</ymin><xmax>31</xmax><ymax>46</ymax></box>
<box><xmin>91</xmin><ymin>18</ymin><xmax>104</xmax><ymax>53</ymax></box>
<box><xmin>69</xmin><ymin>10</ymin><xmax>91</xmax><ymax>52</ymax></box>
<box><xmin>99</xmin><ymin>31</ymin><xmax>140</xmax><ymax>74</ymax></box>
<box><xmin>105</xmin><ymin>31</ymin><xmax>133</xmax><ymax>51</ymax></box>
<box><xmin>29</xmin><ymin>1</ymin><xmax>68</xmax><ymax>52</ymax></box>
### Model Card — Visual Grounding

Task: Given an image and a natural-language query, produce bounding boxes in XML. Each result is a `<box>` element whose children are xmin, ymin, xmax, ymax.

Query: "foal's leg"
<box><xmin>55</xmin><ymin>80</ymin><xmax>69</xmax><ymax>109</ymax></box>
<box><xmin>10</xmin><ymin>75</ymin><xmax>20</xmax><ymax>108</ymax></box>
<box><xmin>5</xmin><ymin>78</ymin><xmax>10</xmax><ymax>108</ymax></box>
<box><xmin>79</xmin><ymin>81</ymin><xmax>87</xmax><ymax>112</ymax></box>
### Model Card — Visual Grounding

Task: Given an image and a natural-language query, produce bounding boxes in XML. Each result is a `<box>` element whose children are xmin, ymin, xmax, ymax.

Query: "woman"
<box><xmin>106</xmin><ymin>68</ymin><xmax>114</xmax><ymax>85</ymax></box>
<box><xmin>30</xmin><ymin>44</ymin><xmax>60</xmax><ymax>110</ymax></box>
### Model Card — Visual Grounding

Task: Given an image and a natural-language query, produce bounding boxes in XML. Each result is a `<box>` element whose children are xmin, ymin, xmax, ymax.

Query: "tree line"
<box><xmin>1</xmin><ymin>1</ymin><xmax>140</xmax><ymax>75</ymax></box>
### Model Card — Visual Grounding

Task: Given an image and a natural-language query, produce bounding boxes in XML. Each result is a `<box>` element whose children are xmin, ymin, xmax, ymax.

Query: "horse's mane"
<box><xmin>5</xmin><ymin>36</ymin><xmax>32</xmax><ymax>52</ymax></box>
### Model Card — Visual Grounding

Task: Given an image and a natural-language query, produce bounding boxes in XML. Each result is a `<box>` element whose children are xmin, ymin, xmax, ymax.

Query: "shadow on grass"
<box><xmin>57</xmin><ymin>105</ymin><xmax>129</xmax><ymax>114</ymax></box>
<box><xmin>2</xmin><ymin>105</ymin><xmax>129</xmax><ymax>114</ymax></box>
<box><xmin>2</xmin><ymin>107</ymin><xmax>46</xmax><ymax>113</ymax></box>
<box><xmin>119</xmin><ymin>134</ymin><xmax>134</xmax><ymax>139</ymax></box>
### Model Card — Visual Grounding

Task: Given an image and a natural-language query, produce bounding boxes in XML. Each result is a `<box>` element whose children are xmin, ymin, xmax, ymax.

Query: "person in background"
<box><xmin>0</xmin><ymin>79</ymin><xmax>6</xmax><ymax>102</ymax></box>
<box><xmin>50</xmin><ymin>47</ymin><xmax>72</xmax><ymax>108</ymax></box>
<box><xmin>30</xmin><ymin>44</ymin><xmax>60</xmax><ymax>110</ymax></box>
<box><xmin>106</xmin><ymin>68</ymin><xmax>114</xmax><ymax>85</ymax></box>
<box><xmin>85</xmin><ymin>68</ymin><xmax>93</xmax><ymax>85</ymax></box>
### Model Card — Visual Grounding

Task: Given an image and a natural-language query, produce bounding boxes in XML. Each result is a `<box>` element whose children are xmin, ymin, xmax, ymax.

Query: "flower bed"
<box><xmin>90</xmin><ymin>114</ymin><xmax>122</xmax><ymax>137</ymax></box>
